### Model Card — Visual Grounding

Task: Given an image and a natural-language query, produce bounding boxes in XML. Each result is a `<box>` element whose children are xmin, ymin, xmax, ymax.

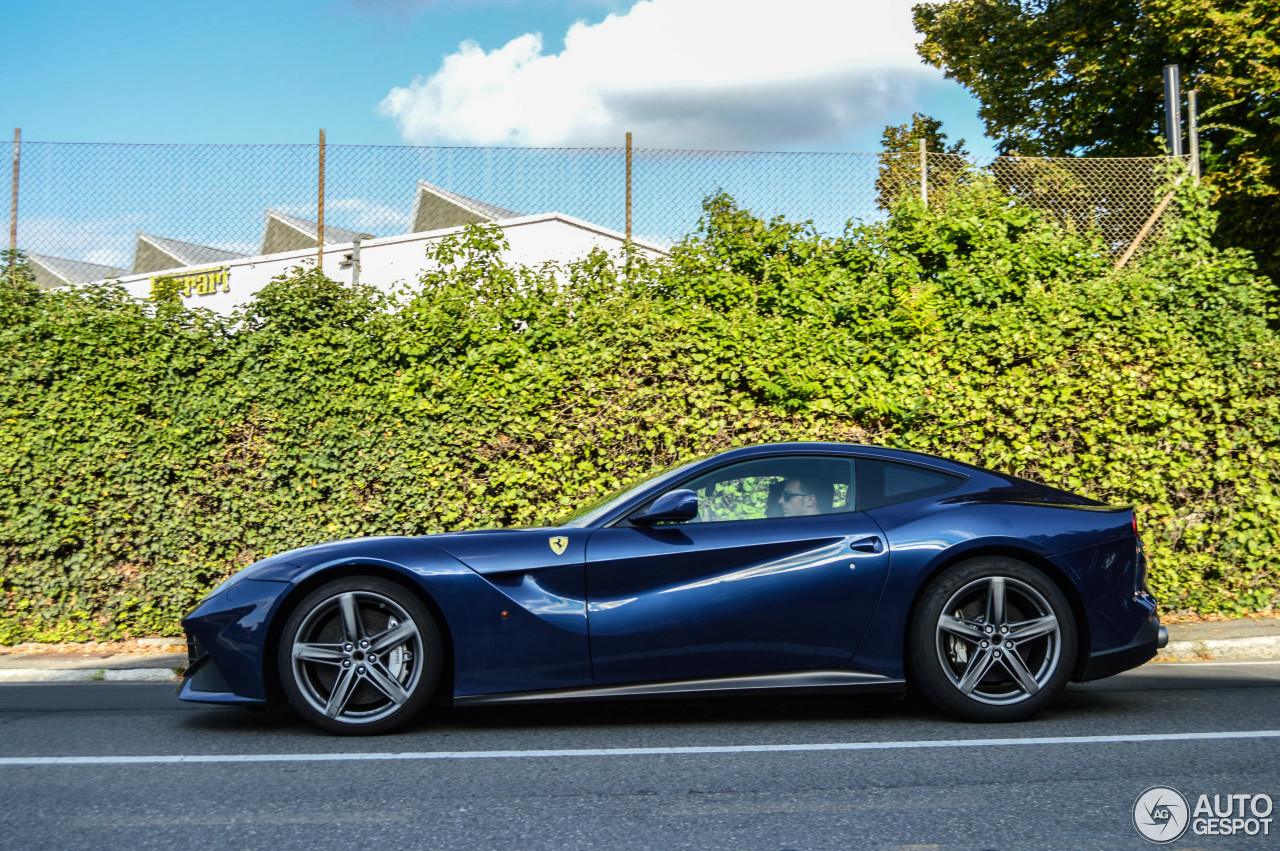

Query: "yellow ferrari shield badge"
<box><xmin>549</xmin><ymin>536</ymin><xmax>568</xmax><ymax>555</ymax></box>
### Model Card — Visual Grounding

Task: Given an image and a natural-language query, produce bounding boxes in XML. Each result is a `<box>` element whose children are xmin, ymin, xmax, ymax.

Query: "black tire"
<box><xmin>908</xmin><ymin>557</ymin><xmax>1077</xmax><ymax>722</ymax></box>
<box><xmin>277</xmin><ymin>576</ymin><xmax>441</xmax><ymax>735</ymax></box>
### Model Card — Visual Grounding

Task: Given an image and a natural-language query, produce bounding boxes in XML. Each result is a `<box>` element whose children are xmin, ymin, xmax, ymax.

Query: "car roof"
<box><xmin>698</xmin><ymin>442</ymin><xmax>983</xmax><ymax>476</ymax></box>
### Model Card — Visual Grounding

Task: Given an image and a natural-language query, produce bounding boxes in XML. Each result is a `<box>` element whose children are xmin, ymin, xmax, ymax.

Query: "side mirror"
<box><xmin>630</xmin><ymin>489</ymin><xmax>698</xmax><ymax>526</ymax></box>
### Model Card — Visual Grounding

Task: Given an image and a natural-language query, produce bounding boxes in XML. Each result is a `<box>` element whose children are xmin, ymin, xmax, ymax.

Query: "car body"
<box><xmin>180</xmin><ymin>442</ymin><xmax>1166</xmax><ymax>734</ymax></box>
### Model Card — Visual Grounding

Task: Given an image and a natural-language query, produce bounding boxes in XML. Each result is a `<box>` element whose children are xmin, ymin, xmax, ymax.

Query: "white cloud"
<box><xmin>378</xmin><ymin>0</ymin><xmax>942</xmax><ymax>149</ymax></box>
<box><xmin>326</xmin><ymin>197</ymin><xmax>408</xmax><ymax>232</ymax></box>
<box><xmin>275</xmin><ymin>197</ymin><xmax>408</xmax><ymax>233</ymax></box>
<box><xmin>19</xmin><ymin>213</ymin><xmax>144</xmax><ymax>270</ymax></box>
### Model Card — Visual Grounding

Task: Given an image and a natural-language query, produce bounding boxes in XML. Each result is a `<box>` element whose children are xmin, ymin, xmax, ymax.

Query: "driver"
<box><xmin>776</xmin><ymin>476</ymin><xmax>833</xmax><ymax>517</ymax></box>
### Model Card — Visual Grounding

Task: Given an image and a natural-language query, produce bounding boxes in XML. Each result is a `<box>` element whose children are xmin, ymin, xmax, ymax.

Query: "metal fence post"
<box><xmin>625</xmin><ymin>131</ymin><xmax>633</xmax><ymax>242</ymax></box>
<box><xmin>9</xmin><ymin>128</ymin><xmax>18</xmax><ymax>260</ymax></box>
<box><xmin>317</xmin><ymin>129</ymin><xmax>326</xmax><ymax>269</ymax></box>
<box><xmin>919</xmin><ymin>138</ymin><xmax>927</xmax><ymax>208</ymax></box>
<box><xmin>1163</xmin><ymin>65</ymin><xmax>1183</xmax><ymax>157</ymax></box>
<box><xmin>1188</xmin><ymin>89</ymin><xmax>1200</xmax><ymax>183</ymax></box>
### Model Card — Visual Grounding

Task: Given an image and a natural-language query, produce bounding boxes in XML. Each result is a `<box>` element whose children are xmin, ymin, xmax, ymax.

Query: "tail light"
<box><xmin>1133</xmin><ymin>511</ymin><xmax>1148</xmax><ymax>593</ymax></box>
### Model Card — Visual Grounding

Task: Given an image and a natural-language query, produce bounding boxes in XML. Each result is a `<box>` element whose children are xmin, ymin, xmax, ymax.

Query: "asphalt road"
<box><xmin>2</xmin><ymin>662</ymin><xmax>1279</xmax><ymax>850</ymax></box>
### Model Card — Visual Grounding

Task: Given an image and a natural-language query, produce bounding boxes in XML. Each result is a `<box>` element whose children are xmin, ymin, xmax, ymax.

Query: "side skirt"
<box><xmin>454</xmin><ymin>669</ymin><xmax>906</xmax><ymax>707</ymax></box>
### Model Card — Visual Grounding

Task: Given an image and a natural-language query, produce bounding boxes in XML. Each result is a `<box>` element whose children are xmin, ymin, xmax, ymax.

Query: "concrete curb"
<box><xmin>0</xmin><ymin>667</ymin><xmax>181</xmax><ymax>683</ymax></box>
<box><xmin>0</xmin><ymin>647</ymin><xmax>187</xmax><ymax>684</ymax></box>
<box><xmin>1155</xmin><ymin>616</ymin><xmax>1280</xmax><ymax>663</ymax></box>
<box><xmin>1155</xmin><ymin>636</ymin><xmax>1280</xmax><ymax>663</ymax></box>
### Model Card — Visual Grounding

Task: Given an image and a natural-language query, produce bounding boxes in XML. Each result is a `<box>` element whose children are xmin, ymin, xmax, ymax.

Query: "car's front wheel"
<box><xmin>908</xmin><ymin>557</ymin><xmax>1077</xmax><ymax>722</ymax></box>
<box><xmin>278</xmin><ymin>576</ymin><xmax>441</xmax><ymax>735</ymax></box>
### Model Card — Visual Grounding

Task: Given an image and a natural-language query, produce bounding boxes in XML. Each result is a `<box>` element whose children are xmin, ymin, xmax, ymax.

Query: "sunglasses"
<box><xmin>780</xmin><ymin>490</ymin><xmax>812</xmax><ymax>501</ymax></box>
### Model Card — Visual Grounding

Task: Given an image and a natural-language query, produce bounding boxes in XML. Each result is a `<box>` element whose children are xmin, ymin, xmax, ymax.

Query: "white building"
<box><xmin>29</xmin><ymin>253</ymin><xmax>125</xmax><ymax>291</ymax></box>
<box><xmin>258</xmin><ymin>210</ymin><xmax>371</xmax><ymax>256</ymax></box>
<box><xmin>410</xmin><ymin>180</ymin><xmax>520</xmax><ymax>232</ymax></box>
<box><xmin>131</xmin><ymin>232</ymin><xmax>247</xmax><ymax>274</ymax></box>
<box><xmin>116</xmin><ymin>212</ymin><xmax>665</xmax><ymax>314</ymax></box>
<box><xmin>60</xmin><ymin>181</ymin><xmax>665</xmax><ymax>314</ymax></box>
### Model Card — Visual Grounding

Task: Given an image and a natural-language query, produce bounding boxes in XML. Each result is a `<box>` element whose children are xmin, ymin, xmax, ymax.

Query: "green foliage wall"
<box><xmin>0</xmin><ymin>180</ymin><xmax>1276</xmax><ymax>642</ymax></box>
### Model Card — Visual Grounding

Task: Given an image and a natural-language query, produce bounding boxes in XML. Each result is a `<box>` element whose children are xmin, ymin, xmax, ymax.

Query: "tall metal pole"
<box><xmin>625</xmin><ymin>131</ymin><xmax>632</xmax><ymax>241</ymax></box>
<box><xmin>1187</xmin><ymin>89</ymin><xmax>1200</xmax><ymax>183</ymax></box>
<box><xmin>1163</xmin><ymin>64</ymin><xmax>1183</xmax><ymax>157</ymax></box>
<box><xmin>317</xmin><ymin>129</ymin><xmax>326</xmax><ymax>268</ymax></box>
<box><xmin>9</xmin><ymin>128</ymin><xmax>19</xmax><ymax>257</ymax></box>
<box><xmin>919</xmin><ymin>138</ymin><xmax>928</xmax><ymax>207</ymax></box>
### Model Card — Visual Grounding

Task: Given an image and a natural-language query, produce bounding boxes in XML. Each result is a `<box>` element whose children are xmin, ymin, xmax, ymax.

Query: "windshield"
<box><xmin>554</xmin><ymin>453</ymin><xmax>711</xmax><ymax>528</ymax></box>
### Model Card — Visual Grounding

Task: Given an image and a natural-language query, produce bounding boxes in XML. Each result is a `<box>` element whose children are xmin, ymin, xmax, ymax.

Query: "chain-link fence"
<box><xmin>878</xmin><ymin>150</ymin><xmax>1186</xmax><ymax>256</ymax></box>
<box><xmin>3</xmin><ymin>139</ymin><xmax>1187</xmax><ymax>288</ymax></box>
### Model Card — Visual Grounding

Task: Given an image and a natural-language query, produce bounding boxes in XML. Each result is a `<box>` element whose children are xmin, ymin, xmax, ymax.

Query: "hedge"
<box><xmin>0</xmin><ymin>175</ymin><xmax>1276</xmax><ymax>642</ymax></box>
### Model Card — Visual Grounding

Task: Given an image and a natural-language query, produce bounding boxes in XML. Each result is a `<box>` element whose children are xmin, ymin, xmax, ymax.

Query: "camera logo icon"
<box><xmin>1134</xmin><ymin>786</ymin><xmax>1190</xmax><ymax>843</ymax></box>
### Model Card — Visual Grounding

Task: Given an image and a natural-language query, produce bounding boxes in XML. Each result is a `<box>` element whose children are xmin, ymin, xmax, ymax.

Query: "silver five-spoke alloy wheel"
<box><xmin>909</xmin><ymin>557</ymin><xmax>1077</xmax><ymax>722</ymax></box>
<box><xmin>935</xmin><ymin>575</ymin><xmax>1061</xmax><ymax>705</ymax></box>
<box><xmin>279</xmin><ymin>576</ymin><xmax>441</xmax><ymax>735</ymax></box>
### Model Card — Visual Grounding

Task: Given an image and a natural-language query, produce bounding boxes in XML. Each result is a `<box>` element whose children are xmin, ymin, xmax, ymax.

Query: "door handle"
<box><xmin>850</xmin><ymin>536</ymin><xmax>883</xmax><ymax>554</ymax></box>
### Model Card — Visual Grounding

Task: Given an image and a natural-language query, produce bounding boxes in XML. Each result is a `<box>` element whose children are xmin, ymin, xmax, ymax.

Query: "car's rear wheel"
<box><xmin>278</xmin><ymin>576</ymin><xmax>441</xmax><ymax>735</ymax></box>
<box><xmin>908</xmin><ymin>557</ymin><xmax>1077</xmax><ymax>722</ymax></box>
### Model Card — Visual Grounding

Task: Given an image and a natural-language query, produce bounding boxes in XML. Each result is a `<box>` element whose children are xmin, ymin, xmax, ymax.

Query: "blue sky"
<box><xmin>3</xmin><ymin>0</ymin><xmax>993</xmax><ymax>154</ymax></box>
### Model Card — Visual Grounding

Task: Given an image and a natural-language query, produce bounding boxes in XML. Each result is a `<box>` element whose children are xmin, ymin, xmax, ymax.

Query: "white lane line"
<box><xmin>1153</xmin><ymin>660</ymin><xmax>1280</xmax><ymax>666</ymax></box>
<box><xmin>3</xmin><ymin>729</ymin><xmax>1280</xmax><ymax>767</ymax></box>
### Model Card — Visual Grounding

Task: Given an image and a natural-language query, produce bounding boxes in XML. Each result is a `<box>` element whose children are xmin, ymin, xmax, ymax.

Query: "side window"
<box><xmin>855</xmin><ymin>458</ymin><xmax>962</xmax><ymax>511</ymax></box>
<box><xmin>676</xmin><ymin>456</ymin><xmax>855</xmax><ymax>524</ymax></box>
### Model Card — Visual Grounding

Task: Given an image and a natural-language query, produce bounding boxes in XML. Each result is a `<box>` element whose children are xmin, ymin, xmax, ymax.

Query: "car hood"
<box><xmin>420</xmin><ymin>526</ymin><xmax>582</xmax><ymax>574</ymax></box>
<box><xmin>231</xmin><ymin>526</ymin><xmax>569</xmax><ymax>583</ymax></box>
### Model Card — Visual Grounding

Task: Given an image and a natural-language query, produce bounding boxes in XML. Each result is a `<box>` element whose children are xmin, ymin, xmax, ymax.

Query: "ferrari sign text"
<box><xmin>150</xmin><ymin>266</ymin><xmax>230</xmax><ymax>299</ymax></box>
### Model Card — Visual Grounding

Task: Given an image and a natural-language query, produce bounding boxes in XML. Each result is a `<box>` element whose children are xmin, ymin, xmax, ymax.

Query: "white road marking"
<box><xmin>1151</xmin><ymin>660</ymin><xmax>1280</xmax><ymax>667</ymax></box>
<box><xmin>3</xmin><ymin>729</ymin><xmax>1279</xmax><ymax>766</ymax></box>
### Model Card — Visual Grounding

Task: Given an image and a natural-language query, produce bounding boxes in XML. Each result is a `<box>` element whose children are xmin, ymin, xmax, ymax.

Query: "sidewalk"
<box><xmin>0</xmin><ymin>638</ymin><xmax>186</xmax><ymax>683</ymax></box>
<box><xmin>0</xmin><ymin>617</ymin><xmax>1277</xmax><ymax>684</ymax></box>
<box><xmin>1156</xmin><ymin>616</ymin><xmax>1280</xmax><ymax>662</ymax></box>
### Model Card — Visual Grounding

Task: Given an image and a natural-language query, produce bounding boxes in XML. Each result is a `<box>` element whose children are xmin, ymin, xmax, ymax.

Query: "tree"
<box><xmin>914</xmin><ymin>0</ymin><xmax>1280</xmax><ymax>282</ymax></box>
<box><xmin>876</xmin><ymin>113</ymin><xmax>969</xmax><ymax>210</ymax></box>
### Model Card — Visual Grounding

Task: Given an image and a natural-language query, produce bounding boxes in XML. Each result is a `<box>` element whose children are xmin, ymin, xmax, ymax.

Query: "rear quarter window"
<box><xmin>856</xmin><ymin>458</ymin><xmax>963</xmax><ymax>511</ymax></box>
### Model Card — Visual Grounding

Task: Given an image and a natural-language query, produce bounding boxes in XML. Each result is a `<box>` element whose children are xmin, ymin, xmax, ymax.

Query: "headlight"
<box><xmin>201</xmin><ymin>569</ymin><xmax>249</xmax><ymax>603</ymax></box>
<box><xmin>201</xmin><ymin>558</ymin><xmax>299</xmax><ymax>603</ymax></box>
